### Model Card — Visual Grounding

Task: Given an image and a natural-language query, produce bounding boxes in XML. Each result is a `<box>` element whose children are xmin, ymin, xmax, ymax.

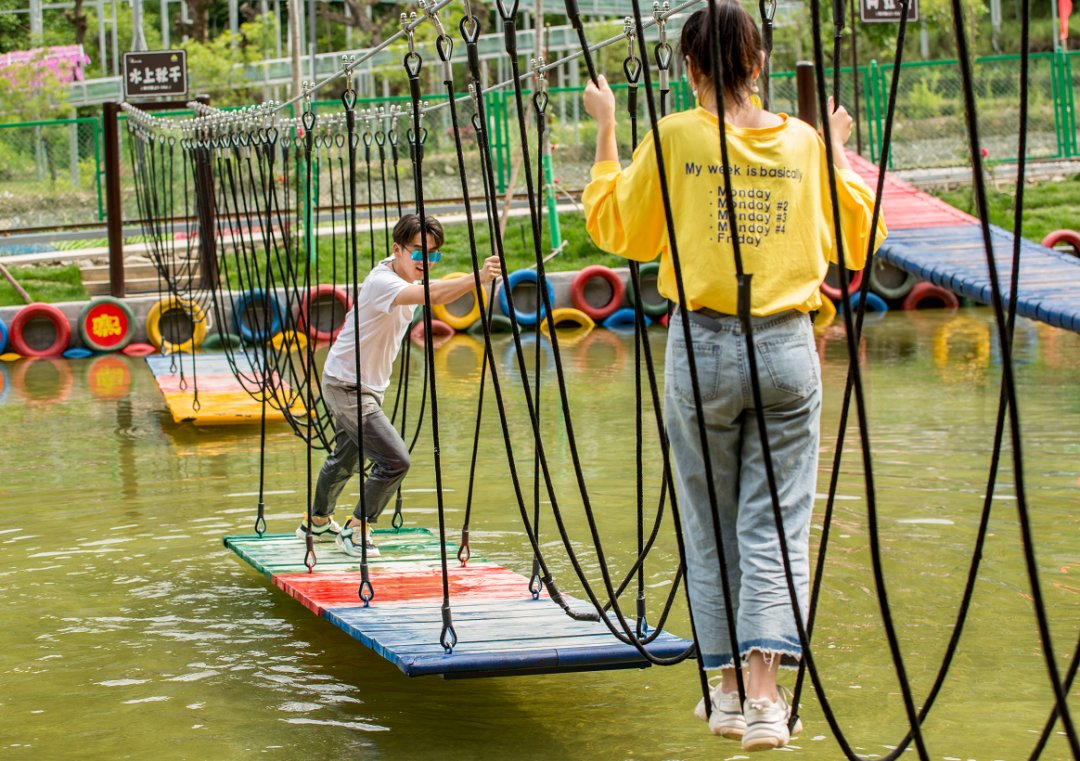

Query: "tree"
<box><xmin>180</xmin><ymin>0</ymin><xmax>215</xmax><ymax>42</ymax></box>
<box><xmin>318</xmin><ymin>0</ymin><xmax>377</xmax><ymax>35</ymax></box>
<box><xmin>65</xmin><ymin>0</ymin><xmax>88</xmax><ymax>47</ymax></box>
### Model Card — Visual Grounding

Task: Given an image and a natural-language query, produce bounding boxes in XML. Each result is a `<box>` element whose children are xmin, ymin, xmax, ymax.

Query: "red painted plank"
<box><xmin>846</xmin><ymin>151</ymin><xmax>978</xmax><ymax>231</ymax></box>
<box><xmin>274</xmin><ymin>565</ymin><xmax>544</xmax><ymax>614</ymax></box>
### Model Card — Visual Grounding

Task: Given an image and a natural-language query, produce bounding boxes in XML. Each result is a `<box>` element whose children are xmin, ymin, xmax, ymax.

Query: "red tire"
<box><xmin>9</xmin><ymin>303</ymin><xmax>70</xmax><ymax>358</ymax></box>
<box><xmin>299</xmin><ymin>285</ymin><xmax>351</xmax><ymax>342</ymax></box>
<box><xmin>78</xmin><ymin>296</ymin><xmax>136</xmax><ymax>352</ymax></box>
<box><xmin>902</xmin><ymin>281</ymin><xmax>960</xmax><ymax>311</ymax></box>
<box><xmin>1040</xmin><ymin>229</ymin><xmax>1080</xmax><ymax>256</ymax></box>
<box><xmin>570</xmin><ymin>265</ymin><xmax>625</xmax><ymax>321</ymax></box>
<box><xmin>122</xmin><ymin>342</ymin><xmax>158</xmax><ymax>357</ymax></box>
<box><xmin>819</xmin><ymin>265</ymin><xmax>864</xmax><ymax>302</ymax></box>
<box><xmin>410</xmin><ymin>318</ymin><xmax>455</xmax><ymax>348</ymax></box>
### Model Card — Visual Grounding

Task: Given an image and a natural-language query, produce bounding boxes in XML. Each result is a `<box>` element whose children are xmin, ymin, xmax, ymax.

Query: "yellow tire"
<box><xmin>539</xmin><ymin>307</ymin><xmax>596</xmax><ymax>337</ymax></box>
<box><xmin>539</xmin><ymin>308</ymin><xmax>595</xmax><ymax>348</ymax></box>
<box><xmin>431</xmin><ymin>272</ymin><xmax>484</xmax><ymax>331</ymax></box>
<box><xmin>271</xmin><ymin>330</ymin><xmax>309</xmax><ymax>353</ymax></box>
<box><xmin>146</xmin><ymin>296</ymin><xmax>208</xmax><ymax>353</ymax></box>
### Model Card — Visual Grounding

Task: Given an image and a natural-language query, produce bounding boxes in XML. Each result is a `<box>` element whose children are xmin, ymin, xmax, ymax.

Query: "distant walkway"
<box><xmin>850</xmin><ymin>153</ymin><xmax>1080</xmax><ymax>334</ymax></box>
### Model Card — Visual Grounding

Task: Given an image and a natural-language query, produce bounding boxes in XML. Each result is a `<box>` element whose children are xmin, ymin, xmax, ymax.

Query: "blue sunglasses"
<box><xmin>410</xmin><ymin>249</ymin><xmax>442</xmax><ymax>263</ymax></box>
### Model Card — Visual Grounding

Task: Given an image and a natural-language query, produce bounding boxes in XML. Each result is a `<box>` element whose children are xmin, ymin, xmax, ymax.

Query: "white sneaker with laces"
<box><xmin>335</xmin><ymin>523</ymin><xmax>380</xmax><ymax>558</ymax></box>
<box><xmin>693</xmin><ymin>676</ymin><xmax>746</xmax><ymax>739</ymax></box>
<box><xmin>741</xmin><ymin>686</ymin><xmax>800</xmax><ymax>752</ymax></box>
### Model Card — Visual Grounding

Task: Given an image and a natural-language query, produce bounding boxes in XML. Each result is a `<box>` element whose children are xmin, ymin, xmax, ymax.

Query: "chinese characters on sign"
<box><xmin>860</xmin><ymin>0</ymin><xmax>919</xmax><ymax>23</ymax></box>
<box><xmin>123</xmin><ymin>50</ymin><xmax>187</xmax><ymax>98</ymax></box>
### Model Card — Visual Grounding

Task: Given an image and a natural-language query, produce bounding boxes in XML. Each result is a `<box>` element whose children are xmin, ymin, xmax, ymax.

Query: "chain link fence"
<box><xmin>1</xmin><ymin>51</ymin><xmax>1079</xmax><ymax>236</ymax></box>
<box><xmin>0</xmin><ymin>118</ymin><xmax>102</xmax><ymax>233</ymax></box>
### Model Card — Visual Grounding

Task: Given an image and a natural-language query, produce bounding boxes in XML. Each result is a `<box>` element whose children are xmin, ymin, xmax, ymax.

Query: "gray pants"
<box><xmin>313</xmin><ymin>379</ymin><xmax>411</xmax><ymax>524</ymax></box>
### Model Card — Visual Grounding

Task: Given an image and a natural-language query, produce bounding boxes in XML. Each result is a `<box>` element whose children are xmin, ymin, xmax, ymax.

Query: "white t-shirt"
<box><xmin>323</xmin><ymin>258</ymin><xmax>414</xmax><ymax>393</ymax></box>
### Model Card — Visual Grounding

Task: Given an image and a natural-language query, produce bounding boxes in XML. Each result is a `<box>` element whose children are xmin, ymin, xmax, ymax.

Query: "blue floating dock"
<box><xmin>848</xmin><ymin>152</ymin><xmax>1080</xmax><ymax>333</ymax></box>
<box><xmin>224</xmin><ymin>528</ymin><xmax>691</xmax><ymax>678</ymax></box>
<box><xmin>877</xmin><ymin>225</ymin><xmax>1080</xmax><ymax>333</ymax></box>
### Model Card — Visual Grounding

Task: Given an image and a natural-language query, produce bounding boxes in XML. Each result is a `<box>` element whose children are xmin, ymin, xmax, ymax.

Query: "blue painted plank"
<box><xmin>877</xmin><ymin>224</ymin><xmax>1080</xmax><ymax>333</ymax></box>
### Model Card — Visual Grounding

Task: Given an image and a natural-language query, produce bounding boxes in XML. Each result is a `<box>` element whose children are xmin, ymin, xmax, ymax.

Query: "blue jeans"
<box><xmin>665</xmin><ymin>309</ymin><xmax>821</xmax><ymax>670</ymax></box>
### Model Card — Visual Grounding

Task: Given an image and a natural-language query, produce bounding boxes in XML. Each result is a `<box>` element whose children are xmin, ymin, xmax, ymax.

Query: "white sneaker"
<box><xmin>741</xmin><ymin>687</ymin><xmax>801</xmax><ymax>752</ymax></box>
<box><xmin>335</xmin><ymin>523</ymin><xmax>380</xmax><ymax>558</ymax></box>
<box><xmin>693</xmin><ymin>678</ymin><xmax>746</xmax><ymax>739</ymax></box>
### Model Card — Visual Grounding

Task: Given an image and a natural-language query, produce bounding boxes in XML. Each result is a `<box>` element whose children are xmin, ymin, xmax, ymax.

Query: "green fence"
<box><xmin>1</xmin><ymin>51</ymin><xmax>1079</xmax><ymax>235</ymax></box>
<box><xmin>0</xmin><ymin>117</ymin><xmax>103</xmax><ymax>231</ymax></box>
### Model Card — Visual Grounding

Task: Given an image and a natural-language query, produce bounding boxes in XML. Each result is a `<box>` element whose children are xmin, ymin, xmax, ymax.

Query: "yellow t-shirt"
<box><xmin>582</xmin><ymin>108</ymin><xmax>887</xmax><ymax>316</ymax></box>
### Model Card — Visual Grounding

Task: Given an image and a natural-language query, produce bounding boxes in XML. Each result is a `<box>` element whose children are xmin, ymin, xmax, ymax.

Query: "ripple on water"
<box><xmin>98</xmin><ymin>679</ymin><xmax>149</xmax><ymax>687</ymax></box>
<box><xmin>279</xmin><ymin>717</ymin><xmax>388</xmax><ymax>733</ymax></box>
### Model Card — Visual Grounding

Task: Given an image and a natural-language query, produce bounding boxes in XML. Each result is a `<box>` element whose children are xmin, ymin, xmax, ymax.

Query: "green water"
<box><xmin>0</xmin><ymin>308</ymin><xmax>1077</xmax><ymax>761</ymax></box>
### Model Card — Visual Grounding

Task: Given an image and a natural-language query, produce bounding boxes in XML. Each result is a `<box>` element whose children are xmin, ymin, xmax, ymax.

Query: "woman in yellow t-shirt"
<box><xmin>582</xmin><ymin>1</ymin><xmax>885</xmax><ymax>752</ymax></box>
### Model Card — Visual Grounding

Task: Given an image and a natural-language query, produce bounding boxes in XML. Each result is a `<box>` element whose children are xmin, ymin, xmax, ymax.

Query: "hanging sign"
<box><xmin>860</xmin><ymin>0</ymin><xmax>919</xmax><ymax>23</ymax></box>
<box><xmin>123</xmin><ymin>50</ymin><xmax>187</xmax><ymax>98</ymax></box>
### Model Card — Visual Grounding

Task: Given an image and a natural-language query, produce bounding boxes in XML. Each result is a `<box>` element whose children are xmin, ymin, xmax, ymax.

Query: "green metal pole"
<box><xmin>541</xmin><ymin>150</ymin><xmax>561</xmax><ymax>252</ymax></box>
<box><xmin>95</xmin><ymin>117</ymin><xmax>105</xmax><ymax>221</ymax></box>
<box><xmin>1067</xmin><ymin>53</ymin><xmax>1078</xmax><ymax>155</ymax></box>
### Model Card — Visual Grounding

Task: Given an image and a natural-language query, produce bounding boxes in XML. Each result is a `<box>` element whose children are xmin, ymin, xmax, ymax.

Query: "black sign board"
<box><xmin>860</xmin><ymin>0</ymin><xmax>918</xmax><ymax>23</ymax></box>
<box><xmin>123</xmin><ymin>50</ymin><xmax>188</xmax><ymax>99</ymax></box>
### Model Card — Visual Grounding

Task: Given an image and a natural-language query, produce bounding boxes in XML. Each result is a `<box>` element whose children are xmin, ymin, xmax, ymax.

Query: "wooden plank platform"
<box><xmin>877</xmin><ymin>225</ymin><xmax>1080</xmax><ymax>332</ymax></box>
<box><xmin>145</xmin><ymin>353</ymin><xmax>305</xmax><ymax>425</ymax></box>
<box><xmin>224</xmin><ymin>527</ymin><xmax>692</xmax><ymax>678</ymax></box>
<box><xmin>848</xmin><ymin>152</ymin><xmax>1080</xmax><ymax>333</ymax></box>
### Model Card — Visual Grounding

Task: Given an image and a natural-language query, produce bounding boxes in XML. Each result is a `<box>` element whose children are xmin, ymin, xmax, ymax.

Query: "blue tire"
<box><xmin>232</xmin><ymin>289</ymin><xmax>285</xmax><ymax>343</ymax></box>
<box><xmin>602</xmin><ymin>307</ymin><xmax>652</xmax><ymax>330</ymax></box>
<box><xmin>497</xmin><ymin>270</ymin><xmax>555</xmax><ymax>327</ymax></box>
<box><xmin>839</xmin><ymin>291</ymin><xmax>889</xmax><ymax>314</ymax></box>
<box><xmin>0</xmin><ymin>316</ymin><xmax>7</xmax><ymax>354</ymax></box>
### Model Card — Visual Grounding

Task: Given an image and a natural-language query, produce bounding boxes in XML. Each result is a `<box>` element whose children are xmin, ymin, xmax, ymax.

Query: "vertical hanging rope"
<box><xmin>300</xmin><ymin>84</ymin><xmax>319</xmax><ymax>573</ymax></box>
<box><xmin>342</xmin><ymin>64</ymin><xmax>376</xmax><ymax>606</ymax></box>
<box><xmin>405</xmin><ymin>9</ymin><xmax>457</xmax><ymax>652</ymax></box>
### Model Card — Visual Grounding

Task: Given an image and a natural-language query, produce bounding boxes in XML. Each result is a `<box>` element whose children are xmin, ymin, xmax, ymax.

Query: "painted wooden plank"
<box><xmin>145</xmin><ymin>354</ymin><xmax>306</xmax><ymax>425</ymax></box>
<box><xmin>876</xmin><ymin>223</ymin><xmax>1080</xmax><ymax>332</ymax></box>
<box><xmin>224</xmin><ymin>529</ymin><xmax>693</xmax><ymax>678</ymax></box>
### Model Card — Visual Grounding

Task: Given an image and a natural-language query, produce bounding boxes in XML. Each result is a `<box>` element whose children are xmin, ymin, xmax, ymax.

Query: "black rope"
<box><xmin>406</xmin><ymin>23</ymin><xmax>457</xmax><ymax>652</ymax></box>
<box><xmin>343</xmin><ymin>79</ymin><xmax>376</xmax><ymax>605</ymax></box>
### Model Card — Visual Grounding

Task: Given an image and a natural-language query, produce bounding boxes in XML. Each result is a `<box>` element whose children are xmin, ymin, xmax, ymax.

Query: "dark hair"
<box><xmin>680</xmin><ymin>1</ymin><xmax>762</xmax><ymax>106</ymax></box>
<box><xmin>393</xmin><ymin>214</ymin><xmax>444</xmax><ymax>250</ymax></box>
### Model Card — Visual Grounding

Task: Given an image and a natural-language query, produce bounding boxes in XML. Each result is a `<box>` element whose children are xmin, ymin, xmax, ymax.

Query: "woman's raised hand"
<box><xmin>584</xmin><ymin>75</ymin><xmax>617</xmax><ymax>127</ymax></box>
<box><xmin>826</xmin><ymin>96</ymin><xmax>853</xmax><ymax>147</ymax></box>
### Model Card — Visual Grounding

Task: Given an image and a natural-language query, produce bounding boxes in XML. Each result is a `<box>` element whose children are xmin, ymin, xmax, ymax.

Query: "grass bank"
<box><xmin>931</xmin><ymin>172</ymin><xmax>1080</xmax><ymax>243</ymax></box>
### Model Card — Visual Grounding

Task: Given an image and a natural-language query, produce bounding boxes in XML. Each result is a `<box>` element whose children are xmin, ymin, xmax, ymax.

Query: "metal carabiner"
<box><xmin>531</xmin><ymin>57</ymin><xmax>548</xmax><ymax>114</ymax></box>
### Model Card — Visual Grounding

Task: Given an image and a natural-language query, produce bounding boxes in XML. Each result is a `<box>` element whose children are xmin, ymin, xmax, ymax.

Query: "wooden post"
<box><xmin>796</xmin><ymin>61</ymin><xmax>817</xmax><ymax>129</ymax></box>
<box><xmin>103</xmin><ymin>100</ymin><xmax>125</xmax><ymax>298</ymax></box>
<box><xmin>103</xmin><ymin>96</ymin><xmax>213</xmax><ymax>298</ymax></box>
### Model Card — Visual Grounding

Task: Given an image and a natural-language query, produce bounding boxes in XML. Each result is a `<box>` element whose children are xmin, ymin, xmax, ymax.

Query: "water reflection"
<box><xmin>0</xmin><ymin>310</ymin><xmax>1077</xmax><ymax>759</ymax></box>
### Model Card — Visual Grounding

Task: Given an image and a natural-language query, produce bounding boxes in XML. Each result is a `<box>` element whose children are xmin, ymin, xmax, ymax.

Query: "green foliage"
<box><xmin>0</xmin><ymin>264</ymin><xmax>86</xmax><ymax>306</ymax></box>
<box><xmin>0</xmin><ymin>54</ymin><xmax>74</xmax><ymax>123</ymax></box>
<box><xmin>181</xmin><ymin>13</ymin><xmax>282</xmax><ymax>105</ymax></box>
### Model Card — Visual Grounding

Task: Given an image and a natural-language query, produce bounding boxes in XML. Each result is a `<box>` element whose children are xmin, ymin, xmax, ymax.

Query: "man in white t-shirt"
<box><xmin>296</xmin><ymin>214</ymin><xmax>500</xmax><ymax>557</ymax></box>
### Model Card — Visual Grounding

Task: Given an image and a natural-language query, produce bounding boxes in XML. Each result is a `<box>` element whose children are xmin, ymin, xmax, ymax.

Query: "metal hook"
<box><xmin>401</xmin><ymin>12</ymin><xmax>417</xmax><ymax>56</ymax></box>
<box><xmin>531</xmin><ymin>57</ymin><xmax>548</xmax><ymax>113</ymax></box>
